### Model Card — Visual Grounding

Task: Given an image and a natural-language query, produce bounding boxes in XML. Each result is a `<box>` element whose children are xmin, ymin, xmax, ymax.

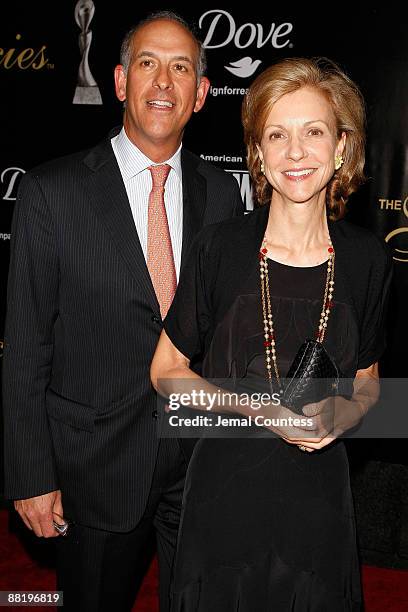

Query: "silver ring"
<box><xmin>298</xmin><ymin>445</ymin><xmax>308</xmax><ymax>452</ymax></box>
<box><xmin>53</xmin><ymin>520</ymin><xmax>69</xmax><ymax>535</ymax></box>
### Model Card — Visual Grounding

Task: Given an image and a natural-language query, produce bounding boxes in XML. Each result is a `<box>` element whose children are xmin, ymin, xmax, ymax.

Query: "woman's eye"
<box><xmin>308</xmin><ymin>128</ymin><xmax>323</xmax><ymax>136</ymax></box>
<box><xmin>269</xmin><ymin>132</ymin><xmax>284</xmax><ymax>140</ymax></box>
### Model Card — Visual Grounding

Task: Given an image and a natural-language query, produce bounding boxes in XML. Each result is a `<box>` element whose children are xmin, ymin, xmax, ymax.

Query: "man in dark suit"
<box><xmin>2</xmin><ymin>11</ymin><xmax>243</xmax><ymax>612</ymax></box>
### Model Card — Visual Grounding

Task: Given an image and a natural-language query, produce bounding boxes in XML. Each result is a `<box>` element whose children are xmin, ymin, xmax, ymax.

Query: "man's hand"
<box><xmin>14</xmin><ymin>489</ymin><xmax>64</xmax><ymax>538</ymax></box>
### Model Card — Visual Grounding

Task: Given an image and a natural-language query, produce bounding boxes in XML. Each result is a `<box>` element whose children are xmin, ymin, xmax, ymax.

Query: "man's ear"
<box><xmin>114</xmin><ymin>65</ymin><xmax>127</xmax><ymax>102</ymax></box>
<box><xmin>194</xmin><ymin>77</ymin><xmax>211</xmax><ymax>113</ymax></box>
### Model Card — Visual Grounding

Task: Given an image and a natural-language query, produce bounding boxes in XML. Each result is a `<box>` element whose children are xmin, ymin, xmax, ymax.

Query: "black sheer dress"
<box><xmin>163</xmin><ymin>205</ymin><xmax>392</xmax><ymax>611</ymax></box>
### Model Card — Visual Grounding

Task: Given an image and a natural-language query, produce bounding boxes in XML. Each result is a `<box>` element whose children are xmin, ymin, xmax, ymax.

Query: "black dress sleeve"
<box><xmin>164</xmin><ymin>227</ymin><xmax>214</xmax><ymax>362</ymax></box>
<box><xmin>357</xmin><ymin>240</ymin><xmax>393</xmax><ymax>370</ymax></box>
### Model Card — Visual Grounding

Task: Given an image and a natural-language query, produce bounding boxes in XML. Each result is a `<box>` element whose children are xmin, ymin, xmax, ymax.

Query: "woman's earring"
<box><xmin>260</xmin><ymin>160</ymin><xmax>265</xmax><ymax>174</ymax></box>
<box><xmin>334</xmin><ymin>154</ymin><xmax>344</xmax><ymax>170</ymax></box>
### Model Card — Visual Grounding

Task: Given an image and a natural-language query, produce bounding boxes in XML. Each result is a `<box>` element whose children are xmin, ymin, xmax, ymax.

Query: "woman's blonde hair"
<box><xmin>242</xmin><ymin>57</ymin><xmax>366</xmax><ymax>219</ymax></box>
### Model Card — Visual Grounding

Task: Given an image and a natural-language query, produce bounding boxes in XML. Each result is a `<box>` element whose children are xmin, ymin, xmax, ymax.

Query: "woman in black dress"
<box><xmin>151</xmin><ymin>58</ymin><xmax>392</xmax><ymax>611</ymax></box>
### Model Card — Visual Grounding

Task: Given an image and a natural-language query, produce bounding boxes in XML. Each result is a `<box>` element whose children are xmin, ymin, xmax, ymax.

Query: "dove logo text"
<box><xmin>199</xmin><ymin>10</ymin><xmax>293</xmax><ymax>50</ymax></box>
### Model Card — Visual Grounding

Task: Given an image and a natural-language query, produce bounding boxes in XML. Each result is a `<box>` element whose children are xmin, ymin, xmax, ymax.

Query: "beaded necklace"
<box><xmin>259</xmin><ymin>237</ymin><xmax>335</xmax><ymax>395</ymax></box>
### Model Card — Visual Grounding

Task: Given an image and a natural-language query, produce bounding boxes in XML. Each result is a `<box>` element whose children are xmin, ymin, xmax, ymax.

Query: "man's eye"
<box><xmin>174</xmin><ymin>64</ymin><xmax>187</xmax><ymax>72</ymax></box>
<box><xmin>141</xmin><ymin>60</ymin><xmax>153</xmax><ymax>67</ymax></box>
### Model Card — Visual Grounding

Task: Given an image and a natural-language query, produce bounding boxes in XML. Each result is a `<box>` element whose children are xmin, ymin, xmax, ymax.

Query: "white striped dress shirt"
<box><xmin>111</xmin><ymin>127</ymin><xmax>183</xmax><ymax>281</ymax></box>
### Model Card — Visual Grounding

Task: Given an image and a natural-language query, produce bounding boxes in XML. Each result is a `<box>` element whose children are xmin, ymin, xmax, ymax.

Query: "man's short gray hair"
<box><xmin>120</xmin><ymin>11</ymin><xmax>207</xmax><ymax>83</ymax></box>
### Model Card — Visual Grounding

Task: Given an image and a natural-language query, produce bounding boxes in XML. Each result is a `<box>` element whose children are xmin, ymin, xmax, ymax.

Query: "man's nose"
<box><xmin>152</xmin><ymin>65</ymin><xmax>173</xmax><ymax>90</ymax></box>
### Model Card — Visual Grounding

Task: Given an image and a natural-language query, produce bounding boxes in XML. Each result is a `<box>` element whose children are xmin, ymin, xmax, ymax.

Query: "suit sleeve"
<box><xmin>2</xmin><ymin>173</ymin><xmax>59</xmax><ymax>499</ymax></box>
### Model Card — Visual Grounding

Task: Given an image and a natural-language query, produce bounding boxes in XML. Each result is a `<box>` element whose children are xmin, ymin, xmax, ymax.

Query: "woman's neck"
<box><xmin>264</xmin><ymin>192</ymin><xmax>331</xmax><ymax>266</ymax></box>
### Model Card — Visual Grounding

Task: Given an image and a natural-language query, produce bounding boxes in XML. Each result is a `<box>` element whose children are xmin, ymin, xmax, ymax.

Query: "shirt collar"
<box><xmin>112</xmin><ymin>126</ymin><xmax>182</xmax><ymax>183</ymax></box>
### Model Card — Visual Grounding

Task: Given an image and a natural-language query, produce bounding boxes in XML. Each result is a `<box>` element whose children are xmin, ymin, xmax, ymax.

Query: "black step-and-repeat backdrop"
<box><xmin>1</xmin><ymin>5</ymin><xmax>407</xmax><ymax>454</ymax></box>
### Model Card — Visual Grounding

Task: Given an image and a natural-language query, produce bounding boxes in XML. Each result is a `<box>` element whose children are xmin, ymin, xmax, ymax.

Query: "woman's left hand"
<box><xmin>298</xmin><ymin>396</ymin><xmax>363</xmax><ymax>451</ymax></box>
<box><xmin>297</xmin><ymin>363</ymin><xmax>380</xmax><ymax>451</ymax></box>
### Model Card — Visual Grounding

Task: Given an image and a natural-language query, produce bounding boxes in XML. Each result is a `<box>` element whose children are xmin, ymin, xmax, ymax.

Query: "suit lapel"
<box><xmin>180</xmin><ymin>150</ymin><xmax>207</xmax><ymax>271</ymax></box>
<box><xmin>83</xmin><ymin>134</ymin><xmax>160</xmax><ymax>314</ymax></box>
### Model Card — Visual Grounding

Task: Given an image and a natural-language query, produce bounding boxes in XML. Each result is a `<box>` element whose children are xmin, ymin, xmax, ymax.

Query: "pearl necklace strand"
<box><xmin>259</xmin><ymin>237</ymin><xmax>335</xmax><ymax>394</ymax></box>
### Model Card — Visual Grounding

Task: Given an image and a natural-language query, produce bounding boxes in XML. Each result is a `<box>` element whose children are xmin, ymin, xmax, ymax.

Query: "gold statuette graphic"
<box><xmin>73</xmin><ymin>0</ymin><xmax>102</xmax><ymax>105</ymax></box>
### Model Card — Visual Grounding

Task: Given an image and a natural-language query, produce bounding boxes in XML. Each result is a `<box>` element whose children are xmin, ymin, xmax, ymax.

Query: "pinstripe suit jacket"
<box><xmin>2</xmin><ymin>130</ymin><xmax>244</xmax><ymax>531</ymax></box>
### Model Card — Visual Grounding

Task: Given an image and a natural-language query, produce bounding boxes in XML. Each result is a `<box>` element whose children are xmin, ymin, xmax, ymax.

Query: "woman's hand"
<box><xmin>299</xmin><ymin>395</ymin><xmax>362</xmax><ymax>450</ymax></box>
<box><xmin>276</xmin><ymin>363</ymin><xmax>380</xmax><ymax>452</ymax></box>
<box><xmin>260</xmin><ymin>396</ymin><xmax>362</xmax><ymax>452</ymax></box>
<box><xmin>257</xmin><ymin>400</ymin><xmax>321</xmax><ymax>447</ymax></box>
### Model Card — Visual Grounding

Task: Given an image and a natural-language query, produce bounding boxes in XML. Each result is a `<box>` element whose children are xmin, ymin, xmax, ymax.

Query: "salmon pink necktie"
<box><xmin>146</xmin><ymin>164</ymin><xmax>177</xmax><ymax>319</ymax></box>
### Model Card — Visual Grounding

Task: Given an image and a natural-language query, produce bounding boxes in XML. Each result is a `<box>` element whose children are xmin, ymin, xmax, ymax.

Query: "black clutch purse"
<box><xmin>281</xmin><ymin>339</ymin><xmax>341</xmax><ymax>415</ymax></box>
